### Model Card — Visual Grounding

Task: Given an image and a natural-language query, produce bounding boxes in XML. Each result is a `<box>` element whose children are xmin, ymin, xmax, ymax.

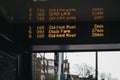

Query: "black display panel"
<box><xmin>0</xmin><ymin>0</ymin><xmax>120</xmax><ymax>22</ymax></box>
<box><xmin>0</xmin><ymin>0</ymin><xmax>120</xmax><ymax>46</ymax></box>
<box><xmin>12</xmin><ymin>22</ymin><xmax>120</xmax><ymax>45</ymax></box>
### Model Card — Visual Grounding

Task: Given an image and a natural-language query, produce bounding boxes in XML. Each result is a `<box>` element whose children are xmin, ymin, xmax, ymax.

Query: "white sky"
<box><xmin>37</xmin><ymin>51</ymin><xmax>120</xmax><ymax>80</ymax></box>
<box><xmin>64</xmin><ymin>52</ymin><xmax>96</xmax><ymax>75</ymax></box>
<box><xmin>98</xmin><ymin>51</ymin><xmax>120</xmax><ymax>80</ymax></box>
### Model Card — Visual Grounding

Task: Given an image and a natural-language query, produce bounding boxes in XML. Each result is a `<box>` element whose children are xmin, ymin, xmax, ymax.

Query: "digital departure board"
<box><xmin>12</xmin><ymin>22</ymin><xmax>120</xmax><ymax>45</ymax></box>
<box><xmin>0</xmin><ymin>0</ymin><xmax>120</xmax><ymax>45</ymax></box>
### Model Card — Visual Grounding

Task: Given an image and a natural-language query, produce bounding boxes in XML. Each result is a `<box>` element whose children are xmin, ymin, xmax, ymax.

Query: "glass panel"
<box><xmin>98</xmin><ymin>51</ymin><xmax>120</xmax><ymax>80</ymax></box>
<box><xmin>64</xmin><ymin>52</ymin><xmax>95</xmax><ymax>79</ymax></box>
<box><xmin>32</xmin><ymin>52</ymin><xmax>95</xmax><ymax>80</ymax></box>
<box><xmin>0</xmin><ymin>52</ymin><xmax>16</xmax><ymax>80</ymax></box>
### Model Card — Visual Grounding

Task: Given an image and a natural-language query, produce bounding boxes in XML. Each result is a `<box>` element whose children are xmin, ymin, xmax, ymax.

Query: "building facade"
<box><xmin>32</xmin><ymin>53</ymin><xmax>70</xmax><ymax>80</ymax></box>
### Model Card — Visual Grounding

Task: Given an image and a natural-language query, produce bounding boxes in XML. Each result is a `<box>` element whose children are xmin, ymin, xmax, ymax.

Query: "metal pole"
<box><xmin>17</xmin><ymin>55</ymin><xmax>20</xmax><ymax>80</ymax></box>
<box><xmin>43</xmin><ymin>53</ymin><xmax>46</xmax><ymax>80</ymax></box>
<box><xmin>58</xmin><ymin>53</ymin><xmax>62</xmax><ymax>80</ymax></box>
<box><xmin>57</xmin><ymin>53</ymin><xmax>64</xmax><ymax>80</ymax></box>
<box><xmin>61</xmin><ymin>53</ymin><xmax>64</xmax><ymax>73</ymax></box>
<box><xmin>96</xmin><ymin>51</ymin><xmax>98</xmax><ymax>80</ymax></box>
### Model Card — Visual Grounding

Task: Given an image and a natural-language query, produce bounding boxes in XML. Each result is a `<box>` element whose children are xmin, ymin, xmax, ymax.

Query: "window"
<box><xmin>48</xmin><ymin>67</ymin><xmax>54</xmax><ymax>74</ymax></box>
